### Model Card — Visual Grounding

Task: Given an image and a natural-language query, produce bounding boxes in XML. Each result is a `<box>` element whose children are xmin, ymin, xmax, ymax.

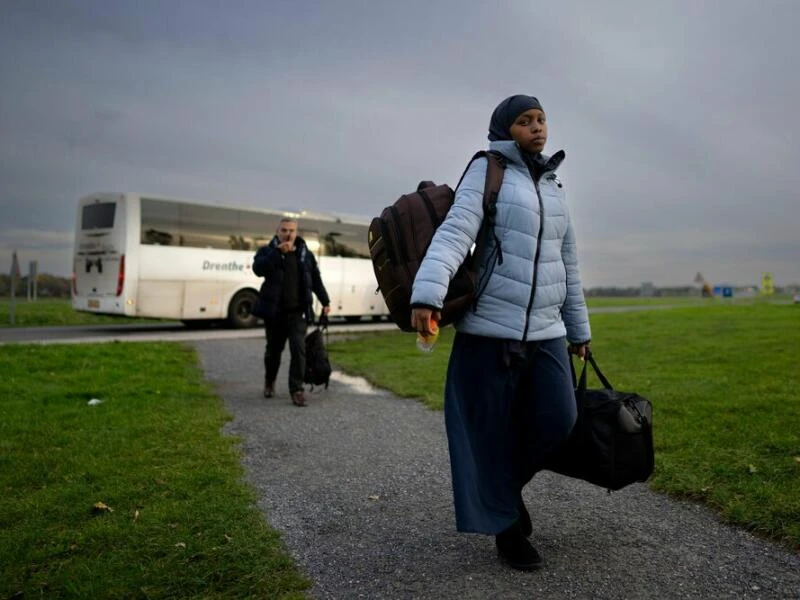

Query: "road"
<box><xmin>0</xmin><ymin>320</ymin><xmax>398</xmax><ymax>345</ymax></box>
<box><xmin>0</xmin><ymin>303</ymin><xmax>706</xmax><ymax>346</ymax></box>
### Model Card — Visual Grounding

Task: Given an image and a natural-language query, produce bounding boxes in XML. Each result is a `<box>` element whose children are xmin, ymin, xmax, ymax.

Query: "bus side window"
<box><xmin>178</xmin><ymin>204</ymin><xmax>240</xmax><ymax>249</ymax></box>
<box><xmin>144</xmin><ymin>229</ymin><xmax>174</xmax><ymax>245</ymax></box>
<box><xmin>141</xmin><ymin>198</ymin><xmax>179</xmax><ymax>245</ymax></box>
<box><xmin>320</xmin><ymin>221</ymin><xmax>370</xmax><ymax>258</ymax></box>
<box><xmin>242</xmin><ymin>212</ymin><xmax>281</xmax><ymax>250</ymax></box>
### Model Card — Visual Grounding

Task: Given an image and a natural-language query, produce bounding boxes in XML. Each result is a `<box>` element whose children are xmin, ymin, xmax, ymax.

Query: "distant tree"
<box><xmin>38</xmin><ymin>274</ymin><xmax>71</xmax><ymax>297</ymax></box>
<box><xmin>0</xmin><ymin>273</ymin><xmax>71</xmax><ymax>298</ymax></box>
<box><xmin>0</xmin><ymin>274</ymin><xmax>23</xmax><ymax>296</ymax></box>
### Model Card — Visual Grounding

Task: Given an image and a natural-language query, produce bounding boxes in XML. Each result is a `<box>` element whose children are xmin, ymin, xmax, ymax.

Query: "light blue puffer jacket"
<box><xmin>411</xmin><ymin>140</ymin><xmax>591</xmax><ymax>343</ymax></box>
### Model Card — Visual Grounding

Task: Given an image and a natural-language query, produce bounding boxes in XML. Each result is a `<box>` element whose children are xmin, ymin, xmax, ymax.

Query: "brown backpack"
<box><xmin>367</xmin><ymin>151</ymin><xmax>506</xmax><ymax>332</ymax></box>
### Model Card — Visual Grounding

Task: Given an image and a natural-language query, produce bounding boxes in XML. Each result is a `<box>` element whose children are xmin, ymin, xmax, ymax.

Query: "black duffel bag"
<box><xmin>546</xmin><ymin>352</ymin><xmax>654</xmax><ymax>491</ymax></box>
<box><xmin>304</xmin><ymin>312</ymin><xmax>332</xmax><ymax>390</ymax></box>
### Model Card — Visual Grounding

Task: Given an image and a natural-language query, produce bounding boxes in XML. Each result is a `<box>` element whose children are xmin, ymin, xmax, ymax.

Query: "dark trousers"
<box><xmin>444</xmin><ymin>334</ymin><xmax>577</xmax><ymax>535</ymax></box>
<box><xmin>264</xmin><ymin>311</ymin><xmax>307</xmax><ymax>394</ymax></box>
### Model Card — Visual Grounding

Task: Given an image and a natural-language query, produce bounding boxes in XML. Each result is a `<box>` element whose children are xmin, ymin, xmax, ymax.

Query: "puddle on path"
<box><xmin>328</xmin><ymin>371</ymin><xmax>382</xmax><ymax>394</ymax></box>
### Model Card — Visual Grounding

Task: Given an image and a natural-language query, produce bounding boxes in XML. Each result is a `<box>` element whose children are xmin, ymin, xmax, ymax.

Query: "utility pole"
<box><xmin>28</xmin><ymin>260</ymin><xmax>38</xmax><ymax>301</ymax></box>
<box><xmin>10</xmin><ymin>250</ymin><xmax>21</xmax><ymax>326</ymax></box>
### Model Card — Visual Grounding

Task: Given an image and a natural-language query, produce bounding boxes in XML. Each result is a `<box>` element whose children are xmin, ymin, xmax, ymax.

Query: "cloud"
<box><xmin>0</xmin><ymin>229</ymin><xmax>72</xmax><ymax>248</ymax></box>
<box><xmin>0</xmin><ymin>229</ymin><xmax>74</xmax><ymax>277</ymax></box>
<box><xmin>0</xmin><ymin>0</ymin><xmax>798</xmax><ymax>286</ymax></box>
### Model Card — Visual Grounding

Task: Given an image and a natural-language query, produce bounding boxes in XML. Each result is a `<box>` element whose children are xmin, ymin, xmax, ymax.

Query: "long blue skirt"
<box><xmin>445</xmin><ymin>333</ymin><xmax>577</xmax><ymax>534</ymax></box>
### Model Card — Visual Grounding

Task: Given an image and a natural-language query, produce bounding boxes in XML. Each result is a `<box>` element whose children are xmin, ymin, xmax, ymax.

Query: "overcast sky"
<box><xmin>1</xmin><ymin>0</ymin><xmax>798</xmax><ymax>287</ymax></box>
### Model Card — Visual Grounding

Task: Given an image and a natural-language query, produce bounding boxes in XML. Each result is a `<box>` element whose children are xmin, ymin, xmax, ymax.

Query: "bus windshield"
<box><xmin>81</xmin><ymin>202</ymin><xmax>116</xmax><ymax>230</ymax></box>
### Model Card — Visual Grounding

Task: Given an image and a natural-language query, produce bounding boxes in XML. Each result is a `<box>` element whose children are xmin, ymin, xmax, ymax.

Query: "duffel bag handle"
<box><xmin>316</xmin><ymin>310</ymin><xmax>330</xmax><ymax>347</ymax></box>
<box><xmin>586</xmin><ymin>352</ymin><xmax>613</xmax><ymax>390</ymax></box>
<box><xmin>571</xmin><ymin>350</ymin><xmax>614</xmax><ymax>393</ymax></box>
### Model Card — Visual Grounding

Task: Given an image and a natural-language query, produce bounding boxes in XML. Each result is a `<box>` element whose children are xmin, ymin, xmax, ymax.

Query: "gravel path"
<box><xmin>193</xmin><ymin>338</ymin><xmax>799</xmax><ymax>600</ymax></box>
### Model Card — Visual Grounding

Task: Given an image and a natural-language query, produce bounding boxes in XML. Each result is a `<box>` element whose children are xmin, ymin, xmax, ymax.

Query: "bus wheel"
<box><xmin>227</xmin><ymin>290</ymin><xmax>260</xmax><ymax>328</ymax></box>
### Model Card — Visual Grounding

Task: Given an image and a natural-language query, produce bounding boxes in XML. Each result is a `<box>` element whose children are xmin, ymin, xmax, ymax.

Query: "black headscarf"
<box><xmin>487</xmin><ymin>95</ymin><xmax>544</xmax><ymax>142</ymax></box>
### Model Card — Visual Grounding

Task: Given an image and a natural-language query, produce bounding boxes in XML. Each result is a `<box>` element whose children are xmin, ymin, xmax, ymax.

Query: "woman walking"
<box><xmin>411</xmin><ymin>94</ymin><xmax>592</xmax><ymax>571</ymax></box>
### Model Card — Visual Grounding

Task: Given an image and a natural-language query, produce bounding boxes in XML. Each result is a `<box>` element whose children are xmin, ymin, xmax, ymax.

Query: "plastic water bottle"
<box><xmin>416</xmin><ymin>317</ymin><xmax>440</xmax><ymax>352</ymax></box>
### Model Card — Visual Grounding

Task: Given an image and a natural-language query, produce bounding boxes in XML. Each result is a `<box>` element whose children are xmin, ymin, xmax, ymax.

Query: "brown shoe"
<box><xmin>263</xmin><ymin>381</ymin><xmax>275</xmax><ymax>398</ymax></box>
<box><xmin>291</xmin><ymin>390</ymin><xmax>307</xmax><ymax>407</ymax></box>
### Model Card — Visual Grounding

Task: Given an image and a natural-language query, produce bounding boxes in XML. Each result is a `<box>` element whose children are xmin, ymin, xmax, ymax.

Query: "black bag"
<box><xmin>367</xmin><ymin>152</ymin><xmax>506</xmax><ymax>332</ymax></box>
<box><xmin>546</xmin><ymin>352</ymin><xmax>654</xmax><ymax>491</ymax></box>
<box><xmin>304</xmin><ymin>313</ymin><xmax>332</xmax><ymax>390</ymax></box>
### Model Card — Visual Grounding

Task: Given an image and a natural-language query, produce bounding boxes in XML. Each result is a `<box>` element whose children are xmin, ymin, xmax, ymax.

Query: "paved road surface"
<box><xmin>0</xmin><ymin>304</ymin><xmax>715</xmax><ymax>346</ymax></box>
<box><xmin>0</xmin><ymin>321</ymin><xmax>396</xmax><ymax>345</ymax></box>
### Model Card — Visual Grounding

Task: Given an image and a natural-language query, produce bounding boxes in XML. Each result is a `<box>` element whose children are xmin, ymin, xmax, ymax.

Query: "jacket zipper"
<box><xmin>521</xmin><ymin>177</ymin><xmax>546</xmax><ymax>341</ymax></box>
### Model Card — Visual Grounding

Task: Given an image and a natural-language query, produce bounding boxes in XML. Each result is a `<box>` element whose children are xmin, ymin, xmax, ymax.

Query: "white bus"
<box><xmin>72</xmin><ymin>193</ymin><xmax>388</xmax><ymax>327</ymax></box>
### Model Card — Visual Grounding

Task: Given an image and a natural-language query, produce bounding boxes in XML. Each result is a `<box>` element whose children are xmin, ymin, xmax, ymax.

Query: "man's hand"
<box><xmin>322</xmin><ymin>306</ymin><xmax>331</xmax><ymax>316</ymax></box>
<box><xmin>278</xmin><ymin>241</ymin><xmax>294</xmax><ymax>253</ymax></box>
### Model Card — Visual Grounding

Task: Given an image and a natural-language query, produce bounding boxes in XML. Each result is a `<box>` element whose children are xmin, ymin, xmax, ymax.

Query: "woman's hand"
<box><xmin>568</xmin><ymin>341</ymin><xmax>591</xmax><ymax>360</ymax></box>
<box><xmin>411</xmin><ymin>308</ymin><xmax>442</xmax><ymax>335</ymax></box>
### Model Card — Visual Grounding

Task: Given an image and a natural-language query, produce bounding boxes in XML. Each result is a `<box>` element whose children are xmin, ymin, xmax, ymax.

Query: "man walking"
<box><xmin>253</xmin><ymin>217</ymin><xmax>331</xmax><ymax>407</ymax></box>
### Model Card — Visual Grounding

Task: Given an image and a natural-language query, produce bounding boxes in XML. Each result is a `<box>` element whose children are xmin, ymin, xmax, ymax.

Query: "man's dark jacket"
<box><xmin>252</xmin><ymin>236</ymin><xmax>330</xmax><ymax>323</ymax></box>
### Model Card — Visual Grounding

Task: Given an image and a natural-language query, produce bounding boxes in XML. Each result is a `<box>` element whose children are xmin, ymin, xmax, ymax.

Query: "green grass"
<box><xmin>2</xmin><ymin>301</ymin><xmax>797</xmax><ymax>599</ymax></box>
<box><xmin>585</xmin><ymin>294</ymin><xmax>792</xmax><ymax>308</ymax></box>
<box><xmin>328</xmin><ymin>303</ymin><xmax>800</xmax><ymax>549</ymax></box>
<box><xmin>0</xmin><ymin>343</ymin><xmax>309</xmax><ymax>599</ymax></box>
<box><xmin>2</xmin><ymin>296</ymin><xmax>790</xmax><ymax>328</ymax></box>
<box><xmin>586</xmin><ymin>296</ymin><xmax>706</xmax><ymax>307</ymax></box>
<box><xmin>0</xmin><ymin>298</ymin><xmax>170</xmax><ymax>328</ymax></box>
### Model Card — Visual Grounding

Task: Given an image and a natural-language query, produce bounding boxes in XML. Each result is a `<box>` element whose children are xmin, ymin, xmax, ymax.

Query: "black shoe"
<box><xmin>518</xmin><ymin>499</ymin><xmax>532</xmax><ymax>537</ymax></box>
<box><xmin>496</xmin><ymin>524</ymin><xmax>542</xmax><ymax>571</ymax></box>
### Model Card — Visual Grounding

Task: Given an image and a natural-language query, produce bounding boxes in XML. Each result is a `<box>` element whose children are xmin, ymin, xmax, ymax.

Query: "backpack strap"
<box><xmin>442</xmin><ymin>151</ymin><xmax>506</xmax><ymax>316</ymax></box>
<box><xmin>454</xmin><ymin>150</ymin><xmax>504</xmax><ymax>191</ymax></box>
<box><xmin>480</xmin><ymin>151</ymin><xmax>506</xmax><ymax>266</ymax></box>
<box><xmin>457</xmin><ymin>151</ymin><xmax>506</xmax><ymax>304</ymax></box>
<box><xmin>453</xmin><ymin>151</ymin><xmax>506</xmax><ymax>256</ymax></box>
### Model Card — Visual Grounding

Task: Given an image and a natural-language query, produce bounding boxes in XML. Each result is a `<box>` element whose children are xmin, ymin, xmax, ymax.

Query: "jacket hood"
<box><xmin>488</xmin><ymin>140</ymin><xmax>565</xmax><ymax>173</ymax></box>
